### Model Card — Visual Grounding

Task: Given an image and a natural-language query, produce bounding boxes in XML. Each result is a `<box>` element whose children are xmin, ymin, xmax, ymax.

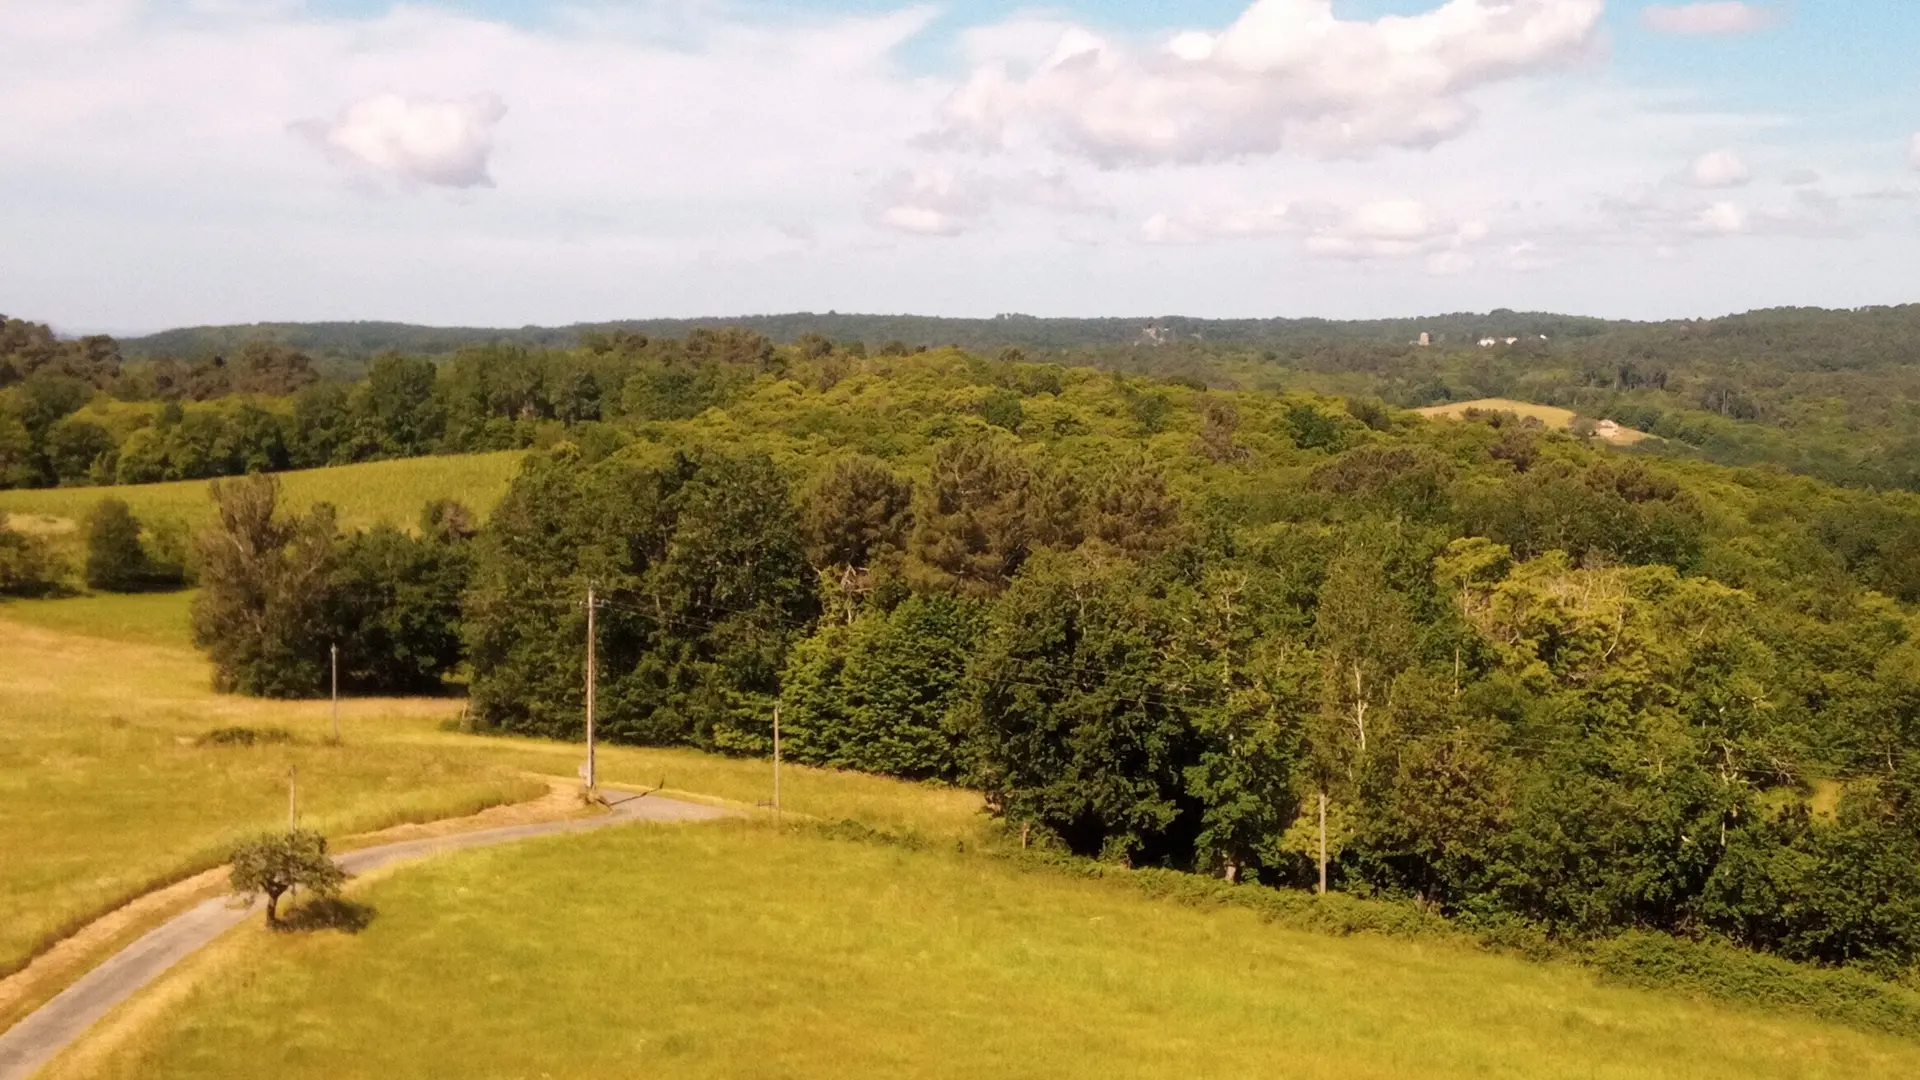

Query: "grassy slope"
<box><xmin>0</xmin><ymin>608</ymin><xmax>539</xmax><ymax>977</ymax></box>
<box><xmin>0</xmin><ymin>591</ymin><xmax>986</xmax><ymax>980</ymax></box>
<box><xmin>46</xmin><ymin>823</ymin><xmax>1920</xmax><ymax>1080</ymax></box>
<box><xmin>0</xmin><ymin>451</ymin><xmax>526</xmax><ymax>558</ymax></box>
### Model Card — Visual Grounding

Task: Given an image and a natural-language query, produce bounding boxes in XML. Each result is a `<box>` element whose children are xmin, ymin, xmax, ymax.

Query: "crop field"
<box><xmin>0</xmin><ymin>451</ymin><xmax>527</xmax><ymax>561</ymax></box>
<box><xmin>38</xmin><ymin>822</ymin><xmax>1920</xmax><ymax>1080</ymax></box>
<box><xmin>1415</xmin><ymin>398</ymin><xmax>1650</xmax><ymax>444</ymax></box>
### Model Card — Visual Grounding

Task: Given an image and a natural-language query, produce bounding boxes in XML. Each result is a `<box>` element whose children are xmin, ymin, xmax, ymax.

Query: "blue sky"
<box><xmin>2</xmin><ymin>1</ymin><xmax>1917</xmax><ymax>331</ymax></box>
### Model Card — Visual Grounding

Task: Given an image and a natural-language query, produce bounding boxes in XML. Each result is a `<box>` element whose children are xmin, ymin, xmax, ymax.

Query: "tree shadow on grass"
<box><xmin>277</xmin><ymin>897</ymin><xmax>376</xmax><ymax>934</ymax></box>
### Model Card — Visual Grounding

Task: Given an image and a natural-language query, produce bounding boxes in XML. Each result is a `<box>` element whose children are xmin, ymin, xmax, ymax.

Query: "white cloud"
<box><xmin>1144</xmin><ymin>195</ymin><xmax>1489</xmax><ymax>273</ymax></box>
<box><xmin>1692</xmin><ymin>201</ymin><xmax>1749</xmax><ymax>234</ymax></box>
<box><xmin>934</xmin><ymin>0</ymin><xmax>1605</xmax><ymax>165</ymax></box>
<box><xmin>869</xmin><ymin>167</ymin><xmax>1106</xmax><ymax>236</ymax></box>
<box><xmin>1688</xmin><ymin>149</ymin><xmax>1750</xmax><ymax>188</ymax></box>
<box><xmin>870</xmin><ymin>168</ymin><xmax>987</xmax><ymax>236</ymax></box>
<box><xmin>293</xmin><ymin>93</ymin><xmax>507</xmax><ymax>189</ymax></box>
<box><xmin>1642</xmin><ymin>3</ymin><xmax>1779</xmax><ymax>35</ymax></box>
<box><xmin>1911</xmin><ymin>133</ymin><xmax>1920</xmax><ymax>170</ymax></box>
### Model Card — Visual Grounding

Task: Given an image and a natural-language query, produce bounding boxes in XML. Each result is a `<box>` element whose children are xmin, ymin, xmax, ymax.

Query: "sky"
<box><xmin>2</xmin><ymin>0</ymin><xmax>1917</xmax><ymax>332</ymax></box>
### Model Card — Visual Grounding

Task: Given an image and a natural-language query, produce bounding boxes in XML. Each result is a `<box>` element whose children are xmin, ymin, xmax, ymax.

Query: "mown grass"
<box><xmin>45</xmin><ymin>822</ymin><xmax>1920</xmax><ymax>1080</ymax></box>
<box><xmin>0</xmin><ymin>451</ymin><xmax>526</xmax><ymax>563</ymax></box>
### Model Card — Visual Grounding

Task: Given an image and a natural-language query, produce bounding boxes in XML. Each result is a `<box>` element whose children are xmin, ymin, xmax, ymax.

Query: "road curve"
<box><xmin>0</xmin><ymin>789</ymin><xmax>727</xmax><ymax>1080</ymax></box>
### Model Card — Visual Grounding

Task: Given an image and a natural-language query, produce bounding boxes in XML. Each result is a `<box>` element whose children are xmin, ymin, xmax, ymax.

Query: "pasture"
<box><xmin>41</xmin><ymin>822</ymin><xmax>1920</xmax><ymax>1080</ymax></box>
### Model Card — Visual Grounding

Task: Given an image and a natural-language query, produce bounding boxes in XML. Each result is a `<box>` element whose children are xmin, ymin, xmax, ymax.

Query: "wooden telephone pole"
<box><xmin>772</xmin><ymin>701</ymin><xmax>781</xmax><ymax>822</ymax></box>
<box><xmin>329</xmin><ymin>644</ymin><xmax>339</xmax><ymax>742</ymax></box>
<box><xmin>1317</xmin><ymin>792</ymin><xmax>1328</xmax><ymax>896</ymax></box>
<box><xmin>584</xmin><ymin>582</ymin><xmax>598</xmax><ymax>793</ymax></box>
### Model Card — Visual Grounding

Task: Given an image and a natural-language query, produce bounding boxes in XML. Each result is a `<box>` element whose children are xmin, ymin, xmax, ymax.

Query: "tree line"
<box><xmin>16</xmin><ymin>304</ymin><xmax>1920</xmax><ymax>499</ymax></box>
<box><xmin>178</xmin><ymin>350</ymin><xmax>1920</xmax><ymax>975</ymax></box>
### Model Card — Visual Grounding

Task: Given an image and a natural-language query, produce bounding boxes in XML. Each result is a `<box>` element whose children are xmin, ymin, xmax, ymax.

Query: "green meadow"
<box><xmin>43</xmin><ymin>822</ymin><xmax>1920</xmax><ymax>1080</ymax></box>
<box><xmin>0</xmin><ymin>451</ymin><xmax>526</xmax><ymax>561</ymax></box>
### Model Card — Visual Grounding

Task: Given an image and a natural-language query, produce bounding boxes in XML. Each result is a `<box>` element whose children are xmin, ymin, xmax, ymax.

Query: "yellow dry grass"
<box><xmin>1416</xmin><ymin>398</ymin><xmax>1649</xmax><ymax>444</ymax></box>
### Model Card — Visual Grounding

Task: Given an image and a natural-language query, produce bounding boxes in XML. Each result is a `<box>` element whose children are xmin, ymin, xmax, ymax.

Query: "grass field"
<box><xmin>42</xmin><ymin>822</ymin><xmax>1920</xmax><ymax>1080</ymax></box>
<box><xmin>0</xmin><ymin>451</ymin><xmax>527</xmax><ymax>561</ymax></box>
<box><xmin>16</xmin><ymin>571</ymin><xmax>1920</xmax><ymax>1079</ymax></box>
<box><xmin>1416</xmin><ymin>398</ymin><xmax>1650</xmax><ymax>444</ymax></box>
<box><xmin>0</xmin><ymin>590</ymin><xmax>988</xmax><ymax>984</ymax></box>
<box><xmin>0</xmin><ymin>610</ymin><xmax>542</xmax><ymax>979</ymax></box>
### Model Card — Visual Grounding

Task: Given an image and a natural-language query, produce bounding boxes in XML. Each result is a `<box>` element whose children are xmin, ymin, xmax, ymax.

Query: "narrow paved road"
<box><xmin>0</xmin><ymin>789</ymin><xmax>726</xmax><ymax>1080</ymax></box>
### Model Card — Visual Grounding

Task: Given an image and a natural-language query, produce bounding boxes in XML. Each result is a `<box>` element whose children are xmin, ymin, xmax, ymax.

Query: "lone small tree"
<box><xmin>84</xmin><ymin>498</ymin><xmax>154</xmax><ymax>592</ymax></box>
<box><xmin>229</xmin><ymin>829</ymin><xmax>346</xmax><ymax>926</ymax></box>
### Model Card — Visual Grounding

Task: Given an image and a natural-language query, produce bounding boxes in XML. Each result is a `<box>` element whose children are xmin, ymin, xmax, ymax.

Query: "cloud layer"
<box><xmin>935</xmin><ymin>0</ymin><xmax>1605</xmax><ymax>164</ymax></box>
<box><xmin>294</xmin><ymin>94</ymin><xmax>507</xmax><ymax>188</ymax></box>
<box><xmin>1642</xmin><ymin>3</ymin><xmax>1779</xmax><ymax>36</ymax></box>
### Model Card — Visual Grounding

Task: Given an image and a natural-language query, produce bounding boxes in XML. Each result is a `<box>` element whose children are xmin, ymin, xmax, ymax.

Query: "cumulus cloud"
<box><xmin>934</xmin><ymin>0</ymin><xmax>1605</xmax><ymax>165</ymax></box>
<box><xmin>1688</xmin><ymin>150</ymin><xmax>1750</xmax><ymax>188</ymax></box>
<box><xmin>293</xmin><ymin>93</ymin><xmax>507</xmax><ymax>189</ymax></box>
<box><xmin>1642</xmin><ymin>3</ymin><xmax>1779</xmax><ymax>35</ymax></box>
<box><xmin>1911</xmin><ymin>133</ymin><xmax>1920</xmax><ymax>170</ymax></box>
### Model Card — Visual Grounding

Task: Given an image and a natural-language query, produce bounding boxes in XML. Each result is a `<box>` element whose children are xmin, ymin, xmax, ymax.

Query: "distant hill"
<box><xmin>119</xmin><ymin>310</ymin><xmax>1631</xmax><ymax>361</ymax></box>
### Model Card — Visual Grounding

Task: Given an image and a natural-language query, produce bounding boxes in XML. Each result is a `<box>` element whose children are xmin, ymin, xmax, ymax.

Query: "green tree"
<box><xmin>780</xmin><ymin>595</ymin><xmax>982</xmax><ymax>780</ymax></box>
<box><xmin>970</xmin><ymin>548</ymin><xmax>1204</xmax><ymax>865</ymax></box>
<box><xmin>906</xmin><ymin>434</ymin><xmax>1032</xmax><ymax>597</ymax></box>
<box><xmin>352</xmin><ymin>353</ymin><xmax>443</xmax><ymax>457</ymax></box>
<box><xmin>46</xmin><ymin>416</ymin><xmax>116</xmax><ymax>486</ymax></box>
<box><xmin>324</xmin><ymin>520</ymin><xmax>471</xmax><ymax>693</ymax></box>
<box><xmin>800</xmin><ymin>455</ymin><xmax>913</xmax><ymax>572</ymax></box>
<box><xmin>191</xmin><ymin>475</ymin><xmax>338</xmax><ymax>697</ymax></box>
<box><xmin>228</xmin><ymin>829</ymin><xmax>347</xmax><ymax>926</ymax></box>
<box><xmin>84</xmin><ymin>497</ymin><xmax>179</xmax><ymax>592</ymax></box>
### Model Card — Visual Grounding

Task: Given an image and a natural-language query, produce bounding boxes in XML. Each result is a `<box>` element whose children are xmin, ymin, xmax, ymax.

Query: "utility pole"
<box><xmin>1317</xmin><ymin>791</ymin><xmax>1328</xmax><ymax>897</ymax></box>
<box><xmin>288</xmin><ymin>766</ymin><xmax>299</xmax><ymax>831</ymax></box>
<box><xmin>330</xmin><ymin>644</ymin><xmax>339</xmax><ymax>742</ymax></box>
<box><xmin>584</xmin><ymin>582</ymin><xmax>598</xmax><ymax>793</ymax></box>
<box><xmin>772</xmin><ymin>700</ymin><xmax>781</xmax><ymax>823</ymax></box>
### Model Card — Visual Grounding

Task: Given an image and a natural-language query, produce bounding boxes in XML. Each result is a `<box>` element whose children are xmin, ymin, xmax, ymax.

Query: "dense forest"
<box><xmin>23</xmin><ymin>320</ymin><xmax>1916</xmax><ymax>979</ymax></box>
<box><xmin>11</xmin><ymin>304</ymin><xmax>1920</xmax><ymax>498</ymax></box>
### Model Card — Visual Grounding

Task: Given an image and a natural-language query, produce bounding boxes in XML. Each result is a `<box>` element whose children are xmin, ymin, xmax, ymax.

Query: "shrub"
<box><xmin>0</xmin><ymin>512</ymin><xmax>62</xmax><ymax>596</ymax></box>
<box><xmin>84</xmin><ymin>497</ymin><xmax>184</xmax><ymax>592</ymax></box>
